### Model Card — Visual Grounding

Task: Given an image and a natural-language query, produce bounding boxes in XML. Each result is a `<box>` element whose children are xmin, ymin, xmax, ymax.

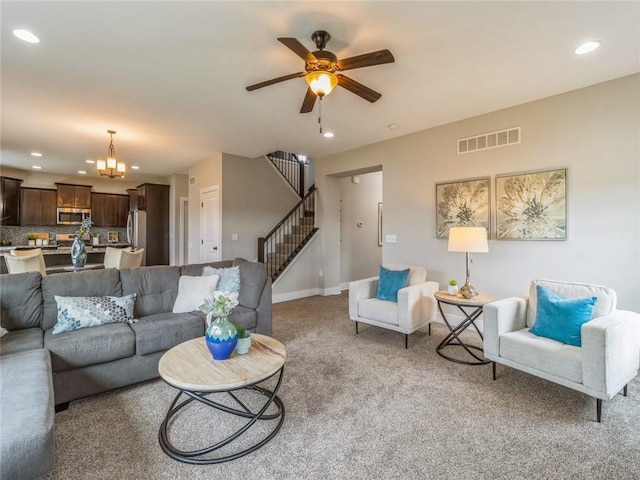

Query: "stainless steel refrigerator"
<box><xmin>126</xmin><ymin>210</ymin><xmax>147</xmax><ymax>266</ymax></box>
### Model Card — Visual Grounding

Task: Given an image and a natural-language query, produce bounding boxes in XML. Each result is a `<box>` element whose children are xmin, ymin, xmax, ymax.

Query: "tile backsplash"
<box><xmin>0</xmin><ymin>226</ymin><xmax>127</xmax><ymax>246</ymax></box>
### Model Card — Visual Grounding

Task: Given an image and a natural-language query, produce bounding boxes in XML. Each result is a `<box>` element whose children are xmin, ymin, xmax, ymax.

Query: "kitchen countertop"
<box><xmin>0</xmin><ymin>243</ymin><xmax>131</xmax><ymax>255</ymax></box>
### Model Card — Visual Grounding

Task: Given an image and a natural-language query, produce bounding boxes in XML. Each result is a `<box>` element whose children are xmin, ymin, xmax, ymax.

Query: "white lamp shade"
<box><xmin>96</xmin><ymin>159</ymin><xmax>106</xmax><ymax>171</ymax></box>
<box><xmin>447</xmin><ymin>227</ymin><xmax>489</xmax><ymax>253</ymax></box>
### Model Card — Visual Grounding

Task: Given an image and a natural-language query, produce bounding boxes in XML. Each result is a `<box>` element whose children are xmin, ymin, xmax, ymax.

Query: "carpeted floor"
<box><xmin>45</xmin><ymin>293</ymin><xmax>639</xmax><ymax>479</ymax></box>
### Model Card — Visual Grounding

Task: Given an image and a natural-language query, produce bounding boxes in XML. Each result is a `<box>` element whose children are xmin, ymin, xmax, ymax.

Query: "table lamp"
<box><xmin>447</xmin><ymin>227</ymin><xmax>489</xmax><ymax>298</ymax></box>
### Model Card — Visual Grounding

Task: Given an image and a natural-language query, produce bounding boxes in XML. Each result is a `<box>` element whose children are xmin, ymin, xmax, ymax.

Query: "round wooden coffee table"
<box><xmin>158</xmin><ymin>334</ymin><xmax>286</xmax><ymax>464</ymax></box>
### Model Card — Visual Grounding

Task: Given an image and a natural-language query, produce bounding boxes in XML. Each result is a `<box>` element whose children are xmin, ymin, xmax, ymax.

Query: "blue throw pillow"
<box><xmin>529</xmin><ymin>285</ymin><xmax>597</xmax><ymax>346</ymax></box>
<box><xmin>202</xmin><ymin>266</ymin><xmax>241</xmax><ymax>294</ymax></box>
<box><xmin>375</xmin><ymin>266</ymin><xmax>410</xmax><ymax>303</ymax></box>
<box><xmin>53</xmin><ymin>293</ymin><xmax>137</xmax><ymax>335</ymax></box>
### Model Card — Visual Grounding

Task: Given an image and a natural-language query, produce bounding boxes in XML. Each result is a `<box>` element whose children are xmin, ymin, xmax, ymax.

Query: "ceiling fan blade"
<box><xmin>336</xmin><ymin>49</ymin><xmax>395</xmax><ymax>71</ymax></box>
<box><xmin>246</xmin><ymin>72</ymin><xmax>305</xmax><ymax>91</ymax></box>
<box><xmin>300</xmin><ymin>87</ymin><xmax>317</xmax><ymax>114</ymax></box>
<box><xmin>337</xmin><ymin>74</ymin><xmax>382</xmax><ymax>103</ymax></box>
<box><xmin>277</xmin><ymin>37</ymin><xmax>318</xmax><ymax>63</ymax></box>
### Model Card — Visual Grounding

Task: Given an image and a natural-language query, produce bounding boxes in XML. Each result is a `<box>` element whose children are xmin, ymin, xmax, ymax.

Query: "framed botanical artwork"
<box><xmin>495</xmin><ymin>168</ymin><xmax>567</xmax><ymax>240</ymax></box>
<box><xmin>435</xmin><ymin>177</ymin><xmax>490</xmax><ymax>238</ymax></box>
<box><xmin>108</xmin><ymin>231</ymin><xmax>119</xmax><ymax>243</ymax></box>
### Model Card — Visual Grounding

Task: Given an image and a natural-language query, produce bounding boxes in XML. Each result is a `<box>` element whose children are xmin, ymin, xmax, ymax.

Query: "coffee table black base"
<box><xmin>158</xmin><ymin>367</ymin><xmax>285</xmax><ymax>464</ymax></box>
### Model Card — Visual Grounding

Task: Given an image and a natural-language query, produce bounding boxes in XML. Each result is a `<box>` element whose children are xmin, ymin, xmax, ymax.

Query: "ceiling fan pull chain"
<box><xmin>318</xmin><ymin>96</ymin><xmax>323</xmax><ymax>134</ymax></box>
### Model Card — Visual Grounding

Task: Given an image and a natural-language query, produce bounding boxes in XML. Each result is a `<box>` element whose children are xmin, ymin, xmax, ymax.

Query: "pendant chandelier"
<box><xmin>97</xmin><ymin>130</ymin><xmax>125</xmax><ymax>178</ymax></box>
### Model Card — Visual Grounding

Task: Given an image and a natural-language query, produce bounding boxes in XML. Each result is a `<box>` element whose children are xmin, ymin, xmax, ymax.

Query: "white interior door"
<box><xmin>200</xmin><ymin>186</ymin><xmax>221</xmax><ymax>262</ymax></box>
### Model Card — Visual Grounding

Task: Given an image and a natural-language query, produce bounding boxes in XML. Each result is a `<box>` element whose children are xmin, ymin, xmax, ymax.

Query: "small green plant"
<box><xmin>26</xmin><ymin>234</ymin><xmax>37</xmax><ymax>241</ymax></box>
<box><xmin>235</xmin><ymin>325</ymin><xmax>251</xmax><ymax>339</ymax></box>
<box><xmin>449</xmin><ymin>279</ymin><xmax>458</xmax><ymax>286</ymax></box>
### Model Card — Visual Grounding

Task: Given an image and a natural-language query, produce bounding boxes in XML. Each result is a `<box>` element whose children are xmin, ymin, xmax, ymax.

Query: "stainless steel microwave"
<box><xmin>57</xmin><ymin>208</ymin><xmax>91</xmax><ymax>225</ymax></box>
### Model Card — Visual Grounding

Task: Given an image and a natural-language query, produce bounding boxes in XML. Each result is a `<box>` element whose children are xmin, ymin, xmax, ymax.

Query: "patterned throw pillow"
<box><xmin>53</xmin><ymin>293</ymin><xmax>137</xmax><ymax>335</ymax></box>
<box><xmin>202</xmin><ymin>266</ymin><xmax>241</xmax><ymax>294</ymax></box>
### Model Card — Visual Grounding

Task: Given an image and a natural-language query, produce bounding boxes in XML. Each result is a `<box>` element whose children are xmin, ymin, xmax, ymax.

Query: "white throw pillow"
<box><xmin>172</xmin><ymin>274</ymin><xmax>219</xmax><ymax>313</ymax></box>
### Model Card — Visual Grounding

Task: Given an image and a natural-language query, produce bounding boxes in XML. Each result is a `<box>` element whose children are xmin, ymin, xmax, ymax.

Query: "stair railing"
<box><xmin>266</xmin><ymin>151</ymin><xmax>306</xmax><ymax>198</ymax></box>
<box><xmin>258</xmin><ymin>186</ymin><xmax>316</xmax><ymax>280</ymax></box>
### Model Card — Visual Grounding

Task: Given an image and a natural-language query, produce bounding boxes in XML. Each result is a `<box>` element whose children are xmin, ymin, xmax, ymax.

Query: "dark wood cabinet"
<box><xmin>56</xmin><ymin>183</ymin><xmax>92</xmax><ymax>208</ymax></box>
<box><xmin>91</xmin><ymin>192</ymin><xmax>129</xmax><ymax>227</ymax></box>
<box><xmin>136</xmin><ymin>183</ymin><xmax>169</xmax><ymax>266</ymax></box>
<box><xmin>1</xmin><ymin>177</ymin><xmax>23</xmax><ymax>226</ymax></box>
<box><xmin>21</xmin><ymin>188</ymin><xmax>57</xmax><ymax>225</ymax></box>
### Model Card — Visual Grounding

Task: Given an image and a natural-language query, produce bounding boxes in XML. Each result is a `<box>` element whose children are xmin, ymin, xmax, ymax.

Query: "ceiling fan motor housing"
<box><xmin>311</xmin><ymin>30</ymin><xmax>331</xmax><ymax>50</ymax></box>
<box><xmin>306</xmin><ymin>50</ymin><xmax>338</xmax><ymax>73</ymax></box>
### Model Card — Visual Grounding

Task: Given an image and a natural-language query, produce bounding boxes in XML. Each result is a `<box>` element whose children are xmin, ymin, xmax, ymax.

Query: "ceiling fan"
<box><xmin>246</xmin><ymin>30</ymin><xmax>395</xmax><ymax>113</ymax></box>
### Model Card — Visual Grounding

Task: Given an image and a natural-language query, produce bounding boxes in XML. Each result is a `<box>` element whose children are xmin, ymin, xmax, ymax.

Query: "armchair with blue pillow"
<box><xmin>483</xmin><ymin>279</ymin><xmax>640</xmax><ymax>422</ymax></box>
<box><xmin>348</xmin><ymin>264</ymin><xmax>439</xmax><ymax>348</ymax></box>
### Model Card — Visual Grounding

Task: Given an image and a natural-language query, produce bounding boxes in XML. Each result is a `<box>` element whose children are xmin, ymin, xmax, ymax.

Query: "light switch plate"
<box><xmin>385</xmin><ymin>234</ymin><xmax>397</xmax><ymax>243</ymax></box>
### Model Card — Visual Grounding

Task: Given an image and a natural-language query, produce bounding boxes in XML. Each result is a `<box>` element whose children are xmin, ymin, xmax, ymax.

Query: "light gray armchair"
<box><xmin>483</xmin><ymin>279</ymin><xmax>640</xmax><ymax>422</ymax></box>
<box><xmin>349</xmin><ymin>264</ymin><xmax>439</xmax><ymax>348</ymax></box>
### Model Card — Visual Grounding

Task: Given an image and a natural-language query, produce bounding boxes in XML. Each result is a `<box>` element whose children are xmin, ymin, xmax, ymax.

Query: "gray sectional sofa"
<box><xmin>0</xmin><ymin>258</ymin><xmax>272</xmax><ymax>480</ymax></box>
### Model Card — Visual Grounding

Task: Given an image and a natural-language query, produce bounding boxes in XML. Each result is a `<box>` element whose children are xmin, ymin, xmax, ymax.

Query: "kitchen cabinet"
<box><xmin>21</xmin><ymin>188</ymin><xmax>57</xmax><ymax>225</ymax></box>
<box><xmin>91</xmin><ymin>193</ymin><xmax>129</xmax><ymax>227</ymax></box>
<box><xmin>56</xmin><ymin>183</ymin><xmax>92</xmax><ymax>208</ymax></box>
<box><xmin>1</xmin><ymin>176</ymin><xmax>23</xmax><ymax>226</ymax></box>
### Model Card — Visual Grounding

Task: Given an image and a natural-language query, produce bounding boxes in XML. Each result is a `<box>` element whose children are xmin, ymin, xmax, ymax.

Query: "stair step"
<box><xmin>298</xmin><ymin>217</ymin><xmax>314</xmax><ymax>225</ymax></box>
<box><xmin>292</xmin><ymin>225</ymin><xmax>312</xmax><ymax>234</ymax></box>
<box><xmin>284</xmin><ymin>233</ymin><xmax>306</xmax><ymax>243</ymax></box>
<box><xmin>275</xmin><ymin>243</ymin><xmax>297</xmax><ymax>253</ymax></box>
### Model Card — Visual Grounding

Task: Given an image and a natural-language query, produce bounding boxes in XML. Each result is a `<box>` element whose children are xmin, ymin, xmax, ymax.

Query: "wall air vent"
<box><xmin>189</xmin><ymin>176</ymin><xmax>196</xmax><ymax>186</ymax></box>
<box><xmin>457</xmin><ymin>126</ymin><xmax>521</xmax><ymax>154</ymax></box>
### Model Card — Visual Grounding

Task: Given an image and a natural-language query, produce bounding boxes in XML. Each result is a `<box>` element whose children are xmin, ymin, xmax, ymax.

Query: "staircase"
<box><xmin>258</xmin><ymin>186</ymin><xmax>317</xmax><ymax>281</ymax></box>
<box><xmin>266</xmin><ymin>151</ymin><xmax>307</xmax><ymax>198</ymax></box>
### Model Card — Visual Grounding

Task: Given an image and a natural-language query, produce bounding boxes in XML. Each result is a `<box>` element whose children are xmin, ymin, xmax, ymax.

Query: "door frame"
<box><xmin>199</xmin><ymin>185</ymin><xmax>221</xmax><ymax>262</ymax></box>
<box><xmin>178</xmin><ymin>196</ymin><xmax>188</xmax><ymax>266</ymax></box>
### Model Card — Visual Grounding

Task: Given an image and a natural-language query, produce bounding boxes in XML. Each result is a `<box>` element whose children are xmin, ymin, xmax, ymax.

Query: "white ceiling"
<box><xmin>1</xmin><ymin>1</ymin><xmax>638</xmax><ymax>183</ymax></box>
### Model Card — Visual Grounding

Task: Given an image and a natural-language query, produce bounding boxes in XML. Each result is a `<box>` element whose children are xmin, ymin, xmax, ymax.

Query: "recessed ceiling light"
<box><xmin>131</xmin><ymin>165</ymin><xmax>140</xmax><ymax>170</ymax></box>
<box><xmin>32</xmin><ymin>165</ymin><xmax>42</xmax><ymax>170</ymax></box>
<box><xmin>13</xmin><ymin>29</ymin><xmax>40</xmax><ymax>44</ymax></box>
<box><xmin>30</xmin><ymin>152</ymin><xmax>42</xmax><ymax>157</ymax></box>
<box><xmin>85</xmin><ymin>159</ymin><xmax>95</xmax><ymax>164</ymax></box>
<box><xmin>323</xmin><ymin>132</ymin><xmax>334</xmax><ymax>138</ymax></box>
<box><xmin>575</xmin><ymin>41</ymin><xmax>601</xmax><ymax>55</ymax></box>
<box><xmin>78</xmin><ymin>170</ymin><xmax>87</xmax><ymax>175</ymax></box>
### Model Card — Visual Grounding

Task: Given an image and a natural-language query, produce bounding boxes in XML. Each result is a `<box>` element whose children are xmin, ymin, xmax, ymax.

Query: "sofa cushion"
<box><xmin>172</xmin><ymin>275</ymin><xmax>219</xmax><ymax>313</ymax></box>
<box><xmin>44</xmin><ymin>323</ymin><xmax>136</xmax><ymax>372</ymax></box>
<box><xmin>180</xmin><ymin>260</ymin><xmax>233</xmax><ymax>277</ymax></box>
<box><xmin>129</xmin><ymin>312</ymin><xmax>205</xmax><ymax>356</ymax></box>
<box><xmin>500</xmin><ymin>328</ymin><xmax>582</xmax><ymax>384</ymax></box>
<box><xmin>358</xmin><ymin>298</ymin><xmax>399</xmax><ymax>326</ymax></box>
<box><xmin>526</xmin><ymin>279</ymin><xmax>616</xmax><ymax>328</ymax></box>
<box><xmin>0</xmin><ymin>348</ymin><xmax>55</xmax><ymax>480</ymax></box>
<box><xmin>202</xmin><ymin>265</ymin><xmax>241</xmax><ymax>294</ymax></box>
<box><xmin>529</xmin><ymin>285</ymin><xmax>597</xmax><ymax>347</ymax></box>
<box><xmin>120</xmin><ymin>266</ymin><xmax>181</xmax><ymax>317</ymax></box>
<box><xmin>0</xmin><ymin>328</ymin><xmax>44</xmax><ymax>356</ymax></box>
<box><xmin>52</xmin><ymin>293</ymin><xmax>137</xmax><ymax>335</ymax></box>
<box><xmin>42</xmin><ymin>269</ymin><xmax>123</xmax><ymax>331</ymax></box>
<box><xmin>192</xmin><ymin>305</ymin><xmax>258</xmax><ymax>331</ymax></box>
<box><xmin>232</xmin><ymin>258</ymin><xmax>267</xmax><ymax>309</ymax></box>
<box><xmin>0</xmin><ymin>271</ymin><xmax>43</xmax><ymax>330</ymax></box>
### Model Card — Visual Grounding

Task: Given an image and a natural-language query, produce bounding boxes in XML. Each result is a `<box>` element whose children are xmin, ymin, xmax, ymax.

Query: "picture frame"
<box><xmin>108</xmin><ymin>231</ymin><xmax>119</xmax><ymax>243</ymax></box>
<box><xmin>495</xmin><ymin>167</ymin><xmax>567</xmax><ymax>240</ymax></box>
<box><xmin>378</xmin><ymin>202</ymin><xmax>383</xmax><ymax>247</ymax></box>
<box><xmin>435</xmin><ymin>176</ymin><xmax>490</xmax><ymax>238</ymax></box>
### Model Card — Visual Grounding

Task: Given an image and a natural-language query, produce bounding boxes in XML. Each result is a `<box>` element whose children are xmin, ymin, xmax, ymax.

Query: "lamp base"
<box><xmin>459</xmin><ymin>281</ymin><xmax>478</xmax><ymax>299</ymax></box>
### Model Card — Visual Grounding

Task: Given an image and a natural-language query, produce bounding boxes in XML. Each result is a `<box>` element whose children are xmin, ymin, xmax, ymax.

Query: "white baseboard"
<box><xmin>272</xmin><ymin>286</ymin><xmax>343</xmax><ymax>304</ymax></box>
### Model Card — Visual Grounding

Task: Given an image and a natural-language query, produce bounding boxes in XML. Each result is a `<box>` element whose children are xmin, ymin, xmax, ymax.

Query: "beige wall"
<box><xmin>221</xmin><ymin>154</ymin><xmax>299</xmax><ymax>261</ymax></box>
<box><xmin>316</xmin><ymin>74</ymin><xmax>640</xmax><ymax>311</ymax></box>
<box><xmin>339</xmin><ymin>171</ymin><xmax>383</xmax><ymax>286</ymax></box>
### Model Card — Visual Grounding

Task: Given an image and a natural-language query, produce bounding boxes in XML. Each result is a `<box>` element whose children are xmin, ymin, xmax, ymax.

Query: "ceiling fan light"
<box><xmin>306</xmin><ymin>71</ymin><xmax>338</xmax><ymax>97</ymax></box>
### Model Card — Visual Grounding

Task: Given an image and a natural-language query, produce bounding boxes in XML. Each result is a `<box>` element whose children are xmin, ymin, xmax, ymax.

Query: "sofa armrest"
<box><xmin>397</xmin><ymin>281</ymin><xmax>439</xmax><ymax>330</ymax></box>
<box><xmin>254</xmin><ymin>276</ymin><xmax>273</xmax><ymax>336</ymax></box>
<box><xmin>348</xmin><ymin>277</ymin><xmax>378</xmax><ymax>319</ymax></box>
<box><xmin>482</xmin><ymin>296</ymin><xmax>528</xmax><ymax>357</ymax></box>
<box><xmin>582</xmin><ymin>309</ymin><xmax>640</xmax><ymax>397</ymax></box>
